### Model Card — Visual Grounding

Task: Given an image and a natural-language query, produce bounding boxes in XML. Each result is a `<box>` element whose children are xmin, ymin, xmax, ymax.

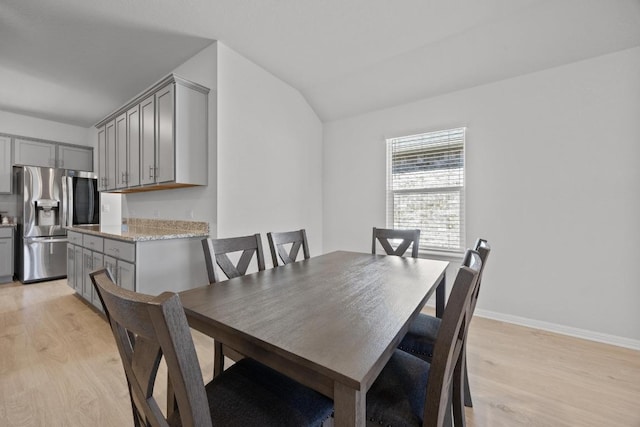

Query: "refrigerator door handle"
<box><xmin>62</xmin><ymin>176</ymin><xmax>71</xmax><ymax>227</ymax></box>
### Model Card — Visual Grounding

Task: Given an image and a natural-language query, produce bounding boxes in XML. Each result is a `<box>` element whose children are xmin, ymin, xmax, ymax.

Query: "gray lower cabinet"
<box><xmin>66</xmin><ymin>228</ymin><xmax>207</xmax><ymax>303</ymax></box>
<box><xmin>0</xmin><ymin>228</ymin><xmax>14</xmax><ymax>283</ymax></box>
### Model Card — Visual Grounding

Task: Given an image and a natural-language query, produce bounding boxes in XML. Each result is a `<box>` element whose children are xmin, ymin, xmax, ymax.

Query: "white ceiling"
<box><xmin>1</xmin><ymin>0</ymin><xmax>639</xmax><ymax>128</ymax></box>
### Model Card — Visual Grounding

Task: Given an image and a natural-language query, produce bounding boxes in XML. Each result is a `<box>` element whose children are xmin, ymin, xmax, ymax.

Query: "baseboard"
<box><xmin>473</xmin><ymin>308</ymin><xmax>640</xmax><ymax>351</ymax></box>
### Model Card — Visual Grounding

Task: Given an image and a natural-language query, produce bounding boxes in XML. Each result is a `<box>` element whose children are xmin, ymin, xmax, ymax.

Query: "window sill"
<box><xmin>418</xmin><ymin>250</ymin><xmax>464</xmax><ymax>262</ymax></box>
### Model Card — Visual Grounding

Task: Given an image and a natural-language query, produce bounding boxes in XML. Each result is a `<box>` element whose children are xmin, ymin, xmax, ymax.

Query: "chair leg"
<box><xmin>453</xmin><ymin>351</ymin><xmax>467</xmax><ymax>427</ymax></box>
<box><xmin>463</xmin><ymin>350</ymin><xmax>473</xmax><ymax>407</ymax></box>
<box><xmin>213</xmin><ymin>340</ymin><xmax>224</xmax><ymax>378</ymax></box>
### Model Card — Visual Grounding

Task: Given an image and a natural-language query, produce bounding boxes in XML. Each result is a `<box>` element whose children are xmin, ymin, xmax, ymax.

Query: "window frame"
<box><xmin>386</xmin><ymin>127</ymin><xmax>466</xmax><ymax>257</ymax></box>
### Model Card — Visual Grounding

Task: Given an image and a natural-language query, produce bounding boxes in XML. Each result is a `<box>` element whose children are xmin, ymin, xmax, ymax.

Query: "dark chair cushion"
<box><xmin>366</xmin><ymin>349</ymin><xmax>430</xmax><ymax>427</ymax></box>
<box><xmin>398</xmin><ymin>313</ymin><xmax>441</xmax><ymax>360</ymax></box>
<box><xmin>170</xmin><ymin>358</ymin><xmax>333</xmax><ymax>427</ymax></box>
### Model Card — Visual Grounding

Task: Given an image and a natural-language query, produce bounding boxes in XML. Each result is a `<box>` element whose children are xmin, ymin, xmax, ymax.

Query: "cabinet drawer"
<box><xmin>0</xmin><ymin>228</ymin><xmax>12</xmax><ymax>238</ymax></box>
<box><xmin>104</xmin><ymin>239</ymin><xmax>135</xmax><ymax>262</ymax></box>
<box><xmin>83</xmin><ymin>235</ymin><xmax>104</xmax><ymax>252</ymax></box>
<box><xmin>67</xmin><ymin>231</ymin><xmax>82</xmax><ymax>245</ymax></box>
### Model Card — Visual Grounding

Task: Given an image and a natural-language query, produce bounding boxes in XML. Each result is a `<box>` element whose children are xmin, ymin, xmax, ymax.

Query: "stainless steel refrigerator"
<box><xmin>15</xmin><ymin>166</ymin><xmax>99</xmax><ymax>283</ymax></box>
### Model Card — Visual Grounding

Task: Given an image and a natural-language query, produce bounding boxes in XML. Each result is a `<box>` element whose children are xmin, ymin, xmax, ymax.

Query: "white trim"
<box><xmin>474</xmin><ymin>308</ymin><xmax>640</xmax><ymax>351</ymax></box>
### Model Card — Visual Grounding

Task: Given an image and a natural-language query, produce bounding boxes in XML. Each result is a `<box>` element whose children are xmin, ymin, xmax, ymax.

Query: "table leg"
<box><xmin>334</xmin><ymin>382</ymin><xmax>365</xmax><ymax>427</ymax></box>
<box><xmin>213</xmin><ymin>340</ymin><xmax>224</xmax><ymax>377</ymax></box>
<box><xmin>436</xmin><ymin>272</ymin><xmax>446</xmax><ymax>318</ymax></box>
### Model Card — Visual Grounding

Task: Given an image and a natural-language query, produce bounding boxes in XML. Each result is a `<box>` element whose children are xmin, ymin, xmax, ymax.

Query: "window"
<box><xmin>386</xmin><ymin>128</ymin><xmax>465</xmax><ymax>254</ymax></box>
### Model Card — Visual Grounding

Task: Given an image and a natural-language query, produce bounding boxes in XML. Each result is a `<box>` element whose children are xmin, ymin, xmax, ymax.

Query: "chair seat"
<box><xmin>398</xmin><ymin>313</ymin><xmax>441</xmax><ymax>359</ymax></box>
<box><xmin>171</xmin><ymin>358</ymin><xmax>333</xmax><ymax>427</ymax></box>
<box><xmin>366</xmin><ymin>349</ymin><xmax>430</xmax><ymax>427</ymax></box>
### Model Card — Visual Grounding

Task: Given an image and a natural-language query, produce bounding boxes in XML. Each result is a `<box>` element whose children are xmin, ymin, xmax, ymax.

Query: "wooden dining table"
<box><xmin>179</xmin><ymin>250</ymin><xmax>449</xmax><ymax>426</ymax></box>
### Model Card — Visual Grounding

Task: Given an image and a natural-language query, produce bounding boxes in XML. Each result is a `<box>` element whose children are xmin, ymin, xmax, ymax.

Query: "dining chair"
<box><xmin>201</xmin><ymin>233</ymin><xmax>266</xmax><ymax>284</ymax></box>
<box><xmin>399</xmin><ymin>238</ymin><xmax>491</xmax><ymax>408</ymax></box>
<box><xmin>201</xmin><ymin>234</ymin><xmax>266</xmax><ymax>376</ymax></box>
<box><xmin>90</xmin><ymin>268</ymin><xmax>333</xmax><ymax>427</ymax></box>
<box><xmin>267</xmin><ymin>229</ymin><xmax>310</xmax><ymax>267</ymax></box>
<box><xmin>372</xmin><ymin>227</ymin><xmax>421</xmax><ymax>258</ymax></box>
<box><xmin>366</xmin><ymin>249</ymin><xmax>482</xmax><ymax>427</ymax></box>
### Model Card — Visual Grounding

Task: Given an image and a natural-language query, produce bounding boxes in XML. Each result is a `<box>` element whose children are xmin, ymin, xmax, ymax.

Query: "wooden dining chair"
<box><xmin>399</xmin><ymin>238</ymin><xmax>491</xmax><ymax>408</ymax></box>
<box><xmin>267</xmin><ymin>229</ymin><xmax>310</xmax><ymax>267</ymax></box>
<box><xmin>90</xmin><ymin>268</ymin><xmax>333</xmax><ymax>427</ymax></box>
<box><xmin>365</xmin><ymin>249</ymin><xmax>482</xmax><ymax>427</ymax></box>
<box><xmin>372</xmin><ymin>227</ymin><xmax>421</xmax><ymax>258</ymax></box>
<box><xmin>201</xmin><ymin>234</ymin><xmax>266</xmax><ymax>376</ymax></box>
<box><xmin>201</xmin><ymin>233</ymin><xmax>266</xmax><ymax>284</ymax></box>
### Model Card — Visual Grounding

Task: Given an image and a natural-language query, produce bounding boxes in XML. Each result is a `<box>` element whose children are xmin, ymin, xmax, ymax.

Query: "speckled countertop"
<box><xmin>66</xmin><ymin>218</ymin><xmax>209</xmax><ymax>242</ymax></box>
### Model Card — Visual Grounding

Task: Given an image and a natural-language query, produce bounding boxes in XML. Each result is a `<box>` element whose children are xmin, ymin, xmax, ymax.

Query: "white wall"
<box><xmin>0</xmin><ymin>110</ymin><xmax>91</xmax><ymax>146</ymax></box>
<box><xmin>216</xmin><ymin>43</ymin><xmax>324</xmax><ymax>255</ymax></box>
<box><xmin>323</xmin><ymin>47</ymin><xmax>640</xmax><ymax>346</ymax></box>
<box><xmin>119</xmin><ymin>43</ymin><xmax>218</xmax><ymax>235</ymax></box>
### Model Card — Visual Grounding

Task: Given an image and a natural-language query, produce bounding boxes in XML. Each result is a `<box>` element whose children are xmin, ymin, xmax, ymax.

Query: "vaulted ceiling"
<box><xmin>1</xmin><ymin>0</ymin><xmax>639</xmax><ymax>128</ymax></box>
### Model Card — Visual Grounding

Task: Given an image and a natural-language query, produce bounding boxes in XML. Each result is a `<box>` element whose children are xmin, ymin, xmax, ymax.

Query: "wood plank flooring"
<box><xmin>0</xmin><ymin>279</ymin><xmax>638</xmax><ymax>426</ymax></box>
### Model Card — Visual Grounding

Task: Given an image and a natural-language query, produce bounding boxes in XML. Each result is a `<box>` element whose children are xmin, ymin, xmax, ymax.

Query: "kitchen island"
<box><xmin>66</xmin><ymin>218</ymin><xmax>209</xmax><ymax>311</ymax></box>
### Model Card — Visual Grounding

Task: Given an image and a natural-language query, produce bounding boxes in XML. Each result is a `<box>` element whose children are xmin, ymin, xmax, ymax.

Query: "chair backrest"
<box><xmin>267</xmin><ymin>229</ymin><xmax>310</xmax><ymax>267</ymax></box>
<box><xmin>423</xmin><ymin>250</ymin><xmax>482</xmax><ymax>427</ymax></box>
<box><xmin>469</xmin><ymin>238</ymin><xmax>491</xmax><ymax>314</ymax></box>
<box><xmin>372</xmin><ymin>227</ymin><xmax>420</xmax><ymax>258</ymax></box>
<box><xmin>90</xmin><ymin>269</ymin><xmax>212</xmax><ymax>427</ymax></box>
<box><xmin>201</xmin><ymin>234</ymin><xmax>266</xmax><ymax>284</ymax></box>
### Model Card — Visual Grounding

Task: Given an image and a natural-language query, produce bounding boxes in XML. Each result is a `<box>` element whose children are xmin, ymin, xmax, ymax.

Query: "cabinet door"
<box><xmin>14</xmin><ymin>138</ymin><xmax>56</xmax><ymax>167</ymax></box>
<box><xmin>156</xmin><ymin>83</ymin><xmax>175</xmax><ymax>183</ymax></box>
<box><xmin>97</xmin><ymin>126</ymin><xmax>107</xmax><ymax>191</ymax></box>
<box><xmin>105</xmin><ymin>120</ymin><xmax>117</xmax><ymax>190</ymax></box>
<box><xmin>58</xmin><ymin>145</ymin><xmax>93</xmax><ymax>171</ymax></box>
<box><xmin>82</xmin><ymin>249</ymin><xmax>93</xmax><ymax>300</ymax></box>
<box><xmin>74</xmin><ymin>245</ymin><xmax>83</xmax><ymax>292</ymax></box>
<box><xmin>115</xmin><ymin>113</ymin><xmax>128</xmax><ymax>189</ymax></box>
<box><xmin>0</xmin><ymin>237</ymin><xmax>12</xmax><ymax>280</ymax></box>
<box><xmin>104</xmin><ymin>255</ymin><xmax>117</xmax><ymax>281</ymax></box>
<box><xmin>66</xmin><ymin>244</ymin><xmax>75</xmax><ymax>290</ymax></box>
<box><xmin>127</xmin><ymin>105</ymin><xmax>141</xmax><ymax>188</ymax></box>
<box><xmin>117</xmin><ymin>260</ymin><xmax>135</xmax><ymax>291</ymax></box>
<box><xmin>91</xmin><ymin>252</ymin><xmax>104</xmax><ymax>309</ymax></box>
<box><xmin>140</xmin><ymin>95</ymin><xmax>156</xmax><ymax>186</ymax></box>
<box><xmin>0</xmin><ymin>136</ymin><xmax>11</xmax><ymax>194</ymax></box>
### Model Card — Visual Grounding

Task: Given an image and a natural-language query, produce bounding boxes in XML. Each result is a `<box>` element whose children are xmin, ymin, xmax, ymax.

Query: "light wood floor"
<box><xmin>1</xmin><ymin>279</ymin><xmax>638</xmax><ymax>427</ymax></box>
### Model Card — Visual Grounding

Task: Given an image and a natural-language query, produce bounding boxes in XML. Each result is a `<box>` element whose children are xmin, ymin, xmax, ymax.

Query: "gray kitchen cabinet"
<box><xmin>105</xmin><ymin>120</ymin><xmax>116</xmax><ymax>191</ymax></box>
<box><xmin>97</xmin><ymin>126</ymin><xmax>107</xmax><ymax>191</ymax></box>
<box><xmin>90</xmin><ymin>251</ymin><xmax>104</xmax><ymax>310</ymax></box>
<box><xmin>14</xmin><ymin>137</ymin><xmax>93</xmax><ymax>171</ymax></box>
<box><xmin>66</xmin><ymin>244</ymin><xmax>75</xmax><ymax>290</ymax></box>
<box><xmin>140</xmin><ymin>93</ymin><xmax>156</xmax><ymax>186</ymax></box>
<box><xmin>115</xmin><ymin>112</ymin><xmax>127</xmax><ymax>189</ymax></box>
<box><xmin>104</xmin><ymin>255</ymin><xmax>135</xmax><ymax>292</ymax></box>
<box><xmin>0</xmin><ymin>228</ymin><xmax>14</xmax><ymax>283</ymax></box>
<box><xmin>74</xmin><ymin>245</ymin><xmax>83</xmax><ymax>292</ymax></box>
<box><xmin>96</xmin><ymin>74</ymin><xmax>209</xmax><ymax>193</ymax></box>
<box><xmin>0</xmin><ymin>136</ymin><xmax>11</xmax><ymax>194</ymax></box>
<box><xmin>58</xmin><ymin>144</ymin><xmax>93</xmax><ymax>171</ymax></box>
<box><xmin>127</xmin><ymin>105</ymin><xmax>141</xmax><ymax>187</ymax></box>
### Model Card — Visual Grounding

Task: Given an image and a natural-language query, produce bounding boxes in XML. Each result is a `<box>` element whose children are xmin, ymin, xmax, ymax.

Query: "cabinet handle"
<box><xmin>148</xmin><ymin>165</ymin><xmax>153</xmax><ymax>179</ymax></box>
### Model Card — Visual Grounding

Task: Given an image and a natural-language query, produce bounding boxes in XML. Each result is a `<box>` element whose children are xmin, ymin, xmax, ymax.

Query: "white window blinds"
<box><xmin>387</xmin><ymin>128</ymin><xmax>465</xmax><ymax>254</ymax></box>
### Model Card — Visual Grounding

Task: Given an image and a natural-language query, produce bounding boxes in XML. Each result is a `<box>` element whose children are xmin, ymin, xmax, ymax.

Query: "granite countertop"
<box><xmin>67</xmin><ymin>218</ymin><xmax>209</xmax><ymax>242</ymax></box>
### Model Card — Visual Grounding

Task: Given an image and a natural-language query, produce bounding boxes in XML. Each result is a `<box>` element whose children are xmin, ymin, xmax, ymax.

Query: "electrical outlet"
<box><xmin>102</xmin><ymin>204</ymin><xmax>110</xmax><ymax>213</ymax></box>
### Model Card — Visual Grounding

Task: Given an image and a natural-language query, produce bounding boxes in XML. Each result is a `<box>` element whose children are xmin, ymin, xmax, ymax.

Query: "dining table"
<box><xmin>179</xmin><ymin>250</ymin><xmax>449</xmax><ymax>427</ymax></box>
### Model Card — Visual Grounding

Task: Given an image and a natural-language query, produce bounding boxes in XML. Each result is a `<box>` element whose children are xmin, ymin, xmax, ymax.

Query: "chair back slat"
<box><xmin>201</xmin><ymin>234</ymin><xmax>265</xmax><ymax>283</ymax></box>
<box><xmin>423</xmin><ymin>250</ymin><xmax>481</xmax><ymax>427</ymax></box>
<box><xmin>90</xmin><ymin>269</ymin><xmax>213</xmax><ymax>427</ymax></box>
<box><xmin>267</xmin><ymin>229</ymin><xmax>310</xmax><ymax>267</ymax></box>
<box><xmin>372</xmin><ymin>227</ymin><xmax>420</xmax><ymax>258</ymax></box>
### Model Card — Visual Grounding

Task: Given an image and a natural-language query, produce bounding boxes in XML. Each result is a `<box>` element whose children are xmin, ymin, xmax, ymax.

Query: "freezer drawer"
<box><xmin>20</xmin><ymin>237</ymin><xmax>68</xmax><ymax>283</ymax></box>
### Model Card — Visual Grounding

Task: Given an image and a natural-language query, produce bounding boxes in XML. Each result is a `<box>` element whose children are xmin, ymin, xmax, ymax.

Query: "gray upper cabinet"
<box><xmin>96</xmin><ymin>74</ymin><xmax>209</xmax><ymax>193</ymax></box>
<box><xmin>127</xmin><ymin>105</ymin><xmax>141</xmax><ymax>187</ymax></box>
<box><xmin>58</xmin><ymin>144</ymin><xmax>94</xmax><ymax>171</ymax></box>
<box><xmin>115</xmin><ymin>113</ymin><xmax>128</xmax><ymax>189</ymax></box>
<box><xmin>97</xmin><ymin>126</ymin><xmax>107</xmax><ymax>191</ymax></box>
<box><xmin>14</xmin><ymin>137</ymin><xmax>93</xmax><ymax>171</ymax></box>
<box><xmin>0</xmin><ymin>136</ymin><xmax>11</xmax><ymax>194</ymax></box>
